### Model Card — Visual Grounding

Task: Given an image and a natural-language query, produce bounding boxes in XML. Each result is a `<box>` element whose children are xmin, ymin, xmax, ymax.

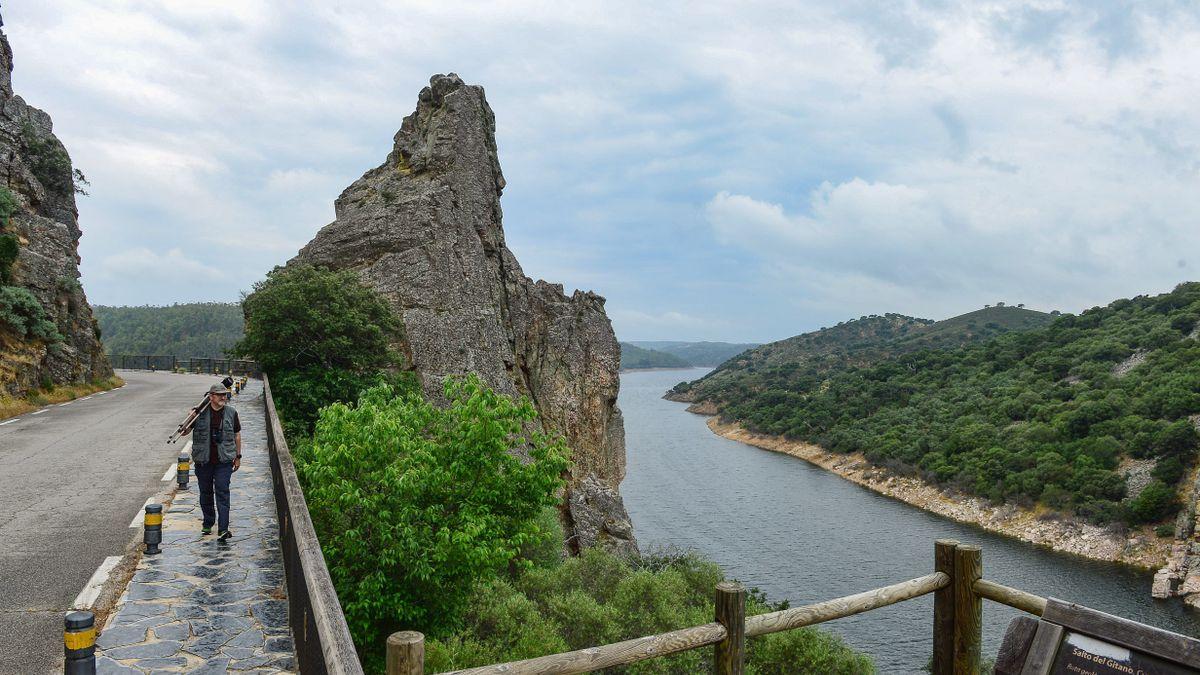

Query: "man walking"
<box><xmin>187</xmin><ymin>382</ymin><xmax>242</xmax><ymax>542</ymax></box>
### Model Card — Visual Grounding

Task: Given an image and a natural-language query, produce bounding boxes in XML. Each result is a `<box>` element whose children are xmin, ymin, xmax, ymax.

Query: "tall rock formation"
<box><xmin>0</xmin><ymin>15</ymin><xmax>111</xmax><ymax>396</ymax></box>
<box><xmin>292</xmin><ymin>74</ymin><xmax>637</xmax><ymax>556</ymax></box>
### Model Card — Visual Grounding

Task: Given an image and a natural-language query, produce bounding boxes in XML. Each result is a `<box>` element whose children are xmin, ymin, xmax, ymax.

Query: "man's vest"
<box><xmin>191</xmin><ymin>404</ymin><xmax>238</xmax><ymax>464</ymax></box>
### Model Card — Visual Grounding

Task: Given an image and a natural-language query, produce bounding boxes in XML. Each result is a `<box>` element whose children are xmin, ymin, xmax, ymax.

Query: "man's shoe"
<box><xmin>201</xmin><ymin>526</ymin><xmax>212</xmax><ymax>535</ymax></box>
<box><xmin>217</xmin><ymin>530</ymin><xmax>232</xmax><ymax>542</ymax></box>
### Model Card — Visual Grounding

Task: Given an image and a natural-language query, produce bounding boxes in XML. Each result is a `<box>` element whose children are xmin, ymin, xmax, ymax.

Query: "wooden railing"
<box><xmin>383</xmin><ymin>540</ymin><xmax>1050</xmax><ymax>675</ymax></box>
<box><xmin>263</xmin><ymin>374</ymin><xmax>365</xmax><ymax>675</ymax></box>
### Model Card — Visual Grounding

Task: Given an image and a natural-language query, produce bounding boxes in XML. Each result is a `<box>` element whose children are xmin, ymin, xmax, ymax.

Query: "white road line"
<box><xmin>58</xmin><ymin>401</ymin><xmax>72</xmax><ymax>407</ymax></box>
<box><xmin>80</xmin><ymin>396</ymin><xmax>93</xmax><ymax>401</ymax></box>
<box><xmin>0</xmin><ymin>419</ymin><xmax>15</xmax><ymax>426</ymax></box>
<box><xmin>129</xmin><ymin>497</ymin><xmax>156</xmax><ymax>529</ymax></box>
<box><xmin>31</xmin><ymin>409</ymin><xmax>47</xmax><ymax>415</ymax></box>
<box><xmin>72</xmin><ymin>556</ymin><xmax>122</xmax><ymax>610</ymax></box>
<box><xmin>95</xmin><ymin>391</ymin><xmax>106</xmax><ymax>395</ymax></box>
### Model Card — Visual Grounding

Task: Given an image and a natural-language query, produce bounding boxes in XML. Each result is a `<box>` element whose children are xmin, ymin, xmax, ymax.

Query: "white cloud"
<box><xmin>99</xmin><ymin>248</ymin><xmax>223</xmax><ymax>280</ymax></box>
<box><xmin>609</xmin><ymin>308</ymin><xmax>713</xmax><ymax>340</ymax></box>
<box><xmin>3</xmin><ymin>1</ymin><xmax>1199</xmax><ymax>338</ymax></box>
<box><xmin>92</xmin><ymin>248</ymin><xmax>229</xmax><ymax>304</ymax></box>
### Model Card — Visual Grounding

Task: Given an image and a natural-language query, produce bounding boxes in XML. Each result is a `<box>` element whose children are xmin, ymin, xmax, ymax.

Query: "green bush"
<box><xmin>1152</xmin><ymin>456</ymin><xmax>1186</xmax><ymax>485</ymax></box>
<box><xmin>426</xmin><ymin>547</ymin><xmax>873</xmax><ymax>674</ymax></box>
<box><xmin>0</xmin><ymin>234</ymin><xmax>17</xmax><ymax>285</ymax></box>
<box><xmin>296</xmin><ymin>377</ymin><xmax>569</xmax><ymax>671</ymax></box>
<box><xmin>1127</xmin><ymin>480</ymin><xmax>1177</xmax><ymax>524</ymax></box>
<box><xmin>748</xmin><ymin>628</ymin><xmax>873</xmax><ymax>674</ymax></box>
<box><xmin>237</xmin><ymin>264</ymin><xmax>408</xmax><ymax>434</ymax></box>
<box><xmin>0</xmin><ymin>285</ymin><xmax>61</xmax><ymax>342</ymax></box>
<box><xmin>269</xmin><ymin>364</ymin><xmax>415</xmax><ymax>439</ymax></box>
<box><xmin>0</xmin><ymin>185</ymin><xmax>17</xmax><ymax>224</ymax></box>
<box><xmin>20</xmin><ymin>121</ymin><xmax>81</xmax><ymax>195</ymax></box>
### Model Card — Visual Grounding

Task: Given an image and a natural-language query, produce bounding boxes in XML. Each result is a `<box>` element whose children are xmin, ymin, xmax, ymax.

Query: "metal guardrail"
<box><xmin>109</xmin><ymin>354</ymin><xmax>260</xmax><ymax>375</ymax></box>
<box><xmin>262</xmin><ymin>374</ymin><xmax>364</xmax><ymax>675</ymax></box>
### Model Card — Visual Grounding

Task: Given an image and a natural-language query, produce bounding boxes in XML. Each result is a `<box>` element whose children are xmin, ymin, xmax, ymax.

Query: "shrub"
<box><xmin>0</xmin><ymin>234</ymin><xmax>17</xmax><ymax>285</ymax></box>
<box><xmin>0</xmin><ymin>185</ymin><xmax>17</xmax><ymax>225</ymax></box>
<box><xmin>296</xmin><ymin>376</ymin><xmax>568</xmax><ymax>670</ymax></box>
<box><xmin>426</xmin><ymin>547</ymin><xmax>873</xmax><ymax>674</ymax></box>
<box><xmin>1127</xmin><ymin>480</ymin><xmax>1177</xmax><ymax>524</ymax></box>
<box><xmin>20</xmin><ymin>121</ymin><xmax>86</xmax><ymax>195</ymax></box>
<box><xmin>269</xmin><ymin>364</ymin><xmax>414</xmax><ymax>438</ymax></box>
<box><xmin>1152</xmin><ymin>456</ymin><xmax>1186</xmax><ymax>486</ymax></box>
<box><xmin>0</xmin><ymin>286</ymin><xmax>61</xmax><ymax>342</ymax></box>
<box><xmin>747</xmin><ymin>628</ymin><xmax>873</xmax><ymax>674</ymax></box>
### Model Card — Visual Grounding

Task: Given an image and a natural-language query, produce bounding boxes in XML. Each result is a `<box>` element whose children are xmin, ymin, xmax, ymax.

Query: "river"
<box><xmin>619</xmin><ymin>367</ymin><xmax>1200</xmax><ymax>674</ymax></box>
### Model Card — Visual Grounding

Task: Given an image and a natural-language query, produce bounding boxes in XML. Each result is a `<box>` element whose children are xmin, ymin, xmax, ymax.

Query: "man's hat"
<box><xmin>208</xmin><ymin>383</ymin><xmax>230</xmax><ymax>396</ymax></box>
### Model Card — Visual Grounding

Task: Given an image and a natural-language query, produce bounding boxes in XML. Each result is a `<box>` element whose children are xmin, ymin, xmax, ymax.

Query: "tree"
<box><xmin>238</xmin><ymin>264</ymin><xmax>400</xmax><ymax>372</ymax></box>
<box><xmin>236</xmin><ymin>265</ymin><xmax>408</xmax><ymax>434</ymax></box>
<box><xmin>296</xmin><ymin>377</ymin><xmax>569</xmax><ymax>669</ymax></box>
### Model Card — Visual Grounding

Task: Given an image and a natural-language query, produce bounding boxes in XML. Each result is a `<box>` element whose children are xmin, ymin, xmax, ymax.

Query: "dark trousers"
<box><xmin>195</xmin><ymin>461</ymin><xmax>233</xmax><ymax>532</ymax></box>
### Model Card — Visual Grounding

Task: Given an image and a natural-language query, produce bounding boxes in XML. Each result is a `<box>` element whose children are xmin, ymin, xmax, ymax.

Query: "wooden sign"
<box><xmin>1051</xmin><ymin>631</ymin><xmax>1195</xmax><ymax>675</ymax></box>
<box><xmin>996</xmin><ymin>599</ymin><xmax>1200</xmax><ymax>675</ymax></box>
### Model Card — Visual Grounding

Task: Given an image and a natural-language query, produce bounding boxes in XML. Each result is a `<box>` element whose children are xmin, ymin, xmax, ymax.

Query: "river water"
<box><xmin>619</xmin><ymin>367</ymin><xmax>1200</xmax><ymax>674</ymax></box>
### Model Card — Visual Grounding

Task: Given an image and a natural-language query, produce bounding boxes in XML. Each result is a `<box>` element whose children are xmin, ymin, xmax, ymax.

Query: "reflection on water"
<box><xmin>620</xmin><ymin>367</ymin><xmax>1199</xmax><ymax>674</ymax></box>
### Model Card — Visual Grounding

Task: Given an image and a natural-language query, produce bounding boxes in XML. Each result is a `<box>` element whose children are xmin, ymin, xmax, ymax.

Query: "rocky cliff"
<box><xmin>292</xmin><ymin>74</ymin><xmax>637</xmax><ymax>556</ymax></box>
<box><xmin>0</xmin><ymin>15</ymin><xmax>111</xmax><ymax>396</ymax></box>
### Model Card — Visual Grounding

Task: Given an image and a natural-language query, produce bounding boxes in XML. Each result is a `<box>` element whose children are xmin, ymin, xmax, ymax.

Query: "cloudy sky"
<box><xmin>5</xmin><ymin>1</ymin><xmax>1200</xmax><ymax>343</ymax></box>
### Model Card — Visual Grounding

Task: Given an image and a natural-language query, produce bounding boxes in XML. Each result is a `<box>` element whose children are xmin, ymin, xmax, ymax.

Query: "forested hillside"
<box><xmin>670</xmin><ymin>306</ymin><xmax>1050</xmax><ymax>405</ymax></box>
<box><xmin>619</xmin><ymin>342</ymin><xmax>689</xmax><ymax>369</ymax></box>
<box><xmin>708</xmin><ymin>285</ymin><xmax>1200</xmax><ymax>527</ymax></box>
<box><xmin>94</xmin><ymin>303</ymin><xmax>243</xmax><ymax>358</ymax></box>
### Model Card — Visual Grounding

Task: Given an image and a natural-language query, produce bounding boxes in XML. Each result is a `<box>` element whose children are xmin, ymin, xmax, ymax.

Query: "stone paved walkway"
<box><xmin>95</xmin><ymin>380</ymin><xmax>298</xmax><ymax>673</ymax></box>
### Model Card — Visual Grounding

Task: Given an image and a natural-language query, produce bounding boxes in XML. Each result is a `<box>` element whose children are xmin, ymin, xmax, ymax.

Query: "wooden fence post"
<box><xmin>933</xmin><ymin>539</ymin><xmax>958</xmax><ymax>675</ymax></box>
<box><xmin>715</xmin><ymin>581</ymin><xmax>746</xmax><ymax>675</ymax></box>
<box><xmin>387</xmin><ymin>631</ymin><xmax>424</xmax><ymax>675</ymax></box>
<box><xmin>953</xmin><ymin>545</ymin><xmax>982</xmax><ymax>675</ymax></box>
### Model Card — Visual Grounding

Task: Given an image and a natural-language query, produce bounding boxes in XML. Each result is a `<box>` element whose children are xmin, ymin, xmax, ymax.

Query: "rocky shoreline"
<box><xmin>705</xmin><ymin>417</ymin><xmax>1171</xmax><ymax>570</ymax></box>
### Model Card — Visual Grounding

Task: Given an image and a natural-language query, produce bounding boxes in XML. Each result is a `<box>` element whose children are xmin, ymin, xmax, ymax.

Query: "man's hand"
<box><xmin>233</xmin><ymin>457</ymin><xmax>241</xmax><ymax>472</ymax></box>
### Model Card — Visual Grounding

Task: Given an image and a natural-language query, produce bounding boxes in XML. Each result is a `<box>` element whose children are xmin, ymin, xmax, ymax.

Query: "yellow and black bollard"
<box><xmin>63</xmin><ymin>611</ymin><xmax>96</xmax><ymax>674</ymax></box>
<box><xmin>177</xmin><ymin>453</ymin><xmax>190</xmax><ymax>489</ymax></box>
<box><xmin>143</xmin><ymin>503</ymin><xmax>163</xmax><ymax>555</ymax></box>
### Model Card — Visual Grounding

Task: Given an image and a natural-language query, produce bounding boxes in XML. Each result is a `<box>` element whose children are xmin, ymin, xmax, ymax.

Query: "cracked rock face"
<box><xmin>292</xmin><ymin>74</ymin><xmax>637</xmax><ymax>556</ymax></box>
<box><xmin>0</xmin><ymin>15</ymin><xmax>111</xmax><ymax>396</ymax></box>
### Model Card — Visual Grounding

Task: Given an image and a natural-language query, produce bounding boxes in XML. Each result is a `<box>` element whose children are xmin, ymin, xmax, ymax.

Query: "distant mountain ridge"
<box><xmin>619</xmin><ymin>343</ymin><xmax>689</xmax><ymax>370</ymax></box>
<box><xmin>631</xmin><ymin>340</ymin><xmax>760</xmax><ymax>367</ymax></box>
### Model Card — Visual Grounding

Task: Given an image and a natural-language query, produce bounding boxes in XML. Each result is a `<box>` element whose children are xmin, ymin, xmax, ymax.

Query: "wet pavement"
<box><xmin>95</xmin><ymin>380</ymin><xmax>298</xmax><ymax>673</ymax></box>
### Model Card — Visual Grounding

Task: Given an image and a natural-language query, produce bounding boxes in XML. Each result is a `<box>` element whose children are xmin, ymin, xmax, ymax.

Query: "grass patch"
<box><xmin>0</xmin><ymin>375</ymin><xmax>124</xmax><ymax>420</ymax></box>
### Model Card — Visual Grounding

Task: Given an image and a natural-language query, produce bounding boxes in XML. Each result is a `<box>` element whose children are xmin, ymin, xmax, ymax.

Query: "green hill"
<box><xmin>94</xmin><ymin>303</ymin><xmax>243</xmax><ymax>358</ymax></box>
<box><xmin>629</xmin><ymin>341</ymin><xmax>759</xmax><ymax>367</ymax></box>
<box><xmin>687</xmin><ymin>285</ymin><xmax>1200</xmax><ymax>527</ymax></box>
<box><xmin>620</xmin><ymin>342</ymin><xmax>689</xmax><ymax>369</ymax></box>
<box><xmin>669</xmin><ymin>307</ymin><xmax>1052</xmax><ymax>405</ymax></box>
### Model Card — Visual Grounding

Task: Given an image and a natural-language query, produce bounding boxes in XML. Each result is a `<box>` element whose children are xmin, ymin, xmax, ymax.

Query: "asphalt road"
<box><xmin>0</xmin><ymin>370</ymin><xmax>229</xmax><ymax>674</ymax></box>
